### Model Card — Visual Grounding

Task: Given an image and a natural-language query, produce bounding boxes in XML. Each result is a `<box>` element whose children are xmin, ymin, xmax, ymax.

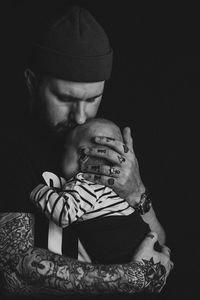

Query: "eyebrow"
<box><xmin>51</xmin><ymin>88</ymin><xmax>103</xmax><ymax>101</ymax></box>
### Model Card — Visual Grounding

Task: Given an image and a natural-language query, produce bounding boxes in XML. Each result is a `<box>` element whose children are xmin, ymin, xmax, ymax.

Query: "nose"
<box><xmin>74</xmin><ymin>101</ymin><xmax>87</xmax><ymax>125</ymax></box>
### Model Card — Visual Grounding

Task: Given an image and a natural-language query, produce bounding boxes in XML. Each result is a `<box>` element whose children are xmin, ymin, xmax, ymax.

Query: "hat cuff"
<box><xmin>34</xmin><ymin>46</ymin><xmax>113</xmax><ymax>82</ymax></box>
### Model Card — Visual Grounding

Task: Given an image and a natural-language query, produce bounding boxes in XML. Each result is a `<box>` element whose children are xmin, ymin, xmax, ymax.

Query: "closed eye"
<box><xmin>58</xmin><ymin>94</ymin><xmax>102</xmax><ymax>103</ymax></box>
<box><xmin>86</xmin><ymin>97</ymin><xmax>100</xmax><ymax>103</ymax></box>
<box><xmin>51</xmin><ymin>87</ymin><xmax>103</xmax><ymax>103</ymax></box>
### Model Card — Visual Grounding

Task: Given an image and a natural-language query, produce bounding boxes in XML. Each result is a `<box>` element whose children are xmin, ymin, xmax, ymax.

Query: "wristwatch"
<box><xmin>134</xmin><ymin>190</ymin><xmax>152</xmax><ymax>215</ymax></box>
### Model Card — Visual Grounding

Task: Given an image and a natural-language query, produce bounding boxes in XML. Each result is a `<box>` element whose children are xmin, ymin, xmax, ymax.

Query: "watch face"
<box><xmin>135</xmin><ymin>193</ymin><xmax>152</xmax><ymax>215</ymax></box>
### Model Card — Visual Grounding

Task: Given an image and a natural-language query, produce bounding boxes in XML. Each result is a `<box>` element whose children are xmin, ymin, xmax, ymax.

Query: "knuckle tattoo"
<box><xmin>97</xmin><ymin>149</ymin><xmax>106</xmax><ymax>154</ymax></box>
<box><xmin>91</xmin><ymin>165</ymin><xmax>101</xmax><ymax>172</ymax></box>
<box><xmin>108</xmin><ymin>178</ymin><xmax>115</xmax><ymax>185</ymax></box>
<box><xmin>123</xmin><ymin>144</ymin><xmax>129</xmax><ymax>153</ymax></box>
<box><xmin>106</xmin><ymin>137</ymin><xmax>115</xmax><ymax>142</ymax></box>
<box><xmin>94</xmin><ymin>175</ymin><xmax>101</xmax><ymax>181</ymax></box>
<box><xmin>118</xmin><ymin>155</ymin><xmax>126</xmax><ymax>164</ymax></box>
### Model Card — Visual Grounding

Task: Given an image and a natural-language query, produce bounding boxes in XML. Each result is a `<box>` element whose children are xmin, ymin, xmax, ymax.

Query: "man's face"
<box><xmin>33</xmin><ymin>76</ymin><xmax>104</xmax><ymax>137</ymax></box>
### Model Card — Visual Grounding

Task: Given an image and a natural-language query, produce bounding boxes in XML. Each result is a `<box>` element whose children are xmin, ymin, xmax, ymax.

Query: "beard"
<box><xmin>31</xmin><ymin>96</ymin><xmax>78</xmax><ymax>144</ymax></box>
<box><xmin>53</xmin><ymin>119</ymin><xmax>78</xmax><ymax>137</ymax></box>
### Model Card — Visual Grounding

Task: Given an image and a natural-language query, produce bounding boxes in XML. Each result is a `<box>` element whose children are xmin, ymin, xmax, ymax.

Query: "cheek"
<box><xmin>40</xmin><ymin>87</ymin><xmax>70</xmax><ymax>125</ymax></box>
<box><xmin>62</xmin><ymin>152</ymin><xmax>79</xmax><ymax>179</ymax></box>
<box><xmin>46</xmin><ymin>101</ymin><xmax>70</xmax><ymax>124</ymax></box>
<box><xmin>86</xmin><ymin>100</ymin><xmax>101</xmax><ymax>117</ymax></box>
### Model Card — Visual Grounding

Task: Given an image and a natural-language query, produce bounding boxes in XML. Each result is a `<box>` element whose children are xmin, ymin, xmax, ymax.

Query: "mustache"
<box><xmin>55</xmin><ymin>120</ymin><xmax>78</xmax><ymax>133</ymax></box>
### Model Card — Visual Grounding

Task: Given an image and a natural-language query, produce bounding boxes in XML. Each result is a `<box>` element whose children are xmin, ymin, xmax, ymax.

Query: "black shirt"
<box><xmin>0</xmin><ymin>121</ymin><xmax>151</xmax><ymax>300</ymax></box>
<box><xmin>0</xmin><ymin>122</ymin><xmax>78</xmax><ymax>257</ymax></box>
<box><xmin>0</xmin><ymin>121</ymin><xmax>150</xmax><ymax>262</ymax></box>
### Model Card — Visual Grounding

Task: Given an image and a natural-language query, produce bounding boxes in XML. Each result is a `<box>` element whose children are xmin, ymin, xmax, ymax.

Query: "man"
<box><xmin>0</xmin><ymin>6</ymin><xmax>173</xmax><ymax>298</ymax></box>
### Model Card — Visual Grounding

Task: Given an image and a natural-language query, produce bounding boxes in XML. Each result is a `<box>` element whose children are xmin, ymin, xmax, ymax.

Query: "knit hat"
<box><xmin>31</xmin><ymin>6</ymin><xmax>113</xmax><ymax>82</ymax></box>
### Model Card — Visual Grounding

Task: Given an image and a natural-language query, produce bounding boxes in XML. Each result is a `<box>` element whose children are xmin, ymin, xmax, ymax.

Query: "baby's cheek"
<box><xmin>62</xmin><ymin>155</ymin><xmax>79</xmax><ymax>179</ymax></box>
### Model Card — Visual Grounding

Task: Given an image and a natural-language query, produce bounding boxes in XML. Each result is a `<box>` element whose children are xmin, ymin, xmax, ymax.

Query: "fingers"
<box><xmin>165</xmin><ymin>260</ymin><xmax>174</xmax><ymax>278</ymax></box>
<box><xmin>159</xmin><ymin>245</ymin><xmax>174</xmax><ymax>277</ymax></box>
<box><xmin>83</xmin><ymin>147</ymin><xmax>127</xmax><ymax>166</ymax></box>
<box><xmin>170</xmin><ymin>261</ymin><xmax>174</xmax><ymax>271</ymax></box>
<box><xmin>161</xmin><ymin>246</ymin><xmax>174</xmax><ymax>273</ymax></box>
<box><xmin>82</xmin><ymin>173</ymin><xmax>116</xmax><ymax>187</ymax></box>
<box><xmin>82</xmin><ymin>164</ymin><xmax>121</xmax><ymax>178</ymax></box>
<box><xmin>94</xmin><ymin>136</ymin><xmax>132</xmax><ymax>156</ymax></box>
<box><xmin>122</xmin><ymin>127</ymin><xmax>133</xmax><ymax>151</ymax></box>
<box><xmin>146</xmin><ymin>232</ymin><xmax>158</xmax><ymax>239</ymax></box>
<box><xmin>146</xmin><ymin>231</ymin><xmax>158</xmax><ymax>241</ymax></box>
<box><xmin>161</xmin><ymin>246</ymin><xmax>171</xmax><ymax>257</ymax></box>
<box><xmin>139</xmin><ymin>231</ymin><xmax>158</xmax><ymax>249</ymax></box>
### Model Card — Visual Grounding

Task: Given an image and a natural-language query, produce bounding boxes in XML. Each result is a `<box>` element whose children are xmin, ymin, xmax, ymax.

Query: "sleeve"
<box><xmin>30</xmin><ymin>178</ymin><xmax>98</xmax><ymax>228</ymax></box>
<box><xmin>42</xmin><ymin>171</ymin><xmax>67</xmax><ymax>188</ymax></box>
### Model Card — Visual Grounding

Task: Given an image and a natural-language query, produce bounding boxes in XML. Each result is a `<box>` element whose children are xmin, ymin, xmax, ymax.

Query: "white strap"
<box><xmin>42</xmin><ymin>171</ymin><xmax>63</xmax><ymax>255</ymax></box>
<box><xmin>78</xmin><ymin>239</ymin><xmax>91</xmax><ymax>263</ymax></box>
<box><xmin>48</xmin><ymin>220</ymin><xmax>63</xmax><ymax>255</ymax></box>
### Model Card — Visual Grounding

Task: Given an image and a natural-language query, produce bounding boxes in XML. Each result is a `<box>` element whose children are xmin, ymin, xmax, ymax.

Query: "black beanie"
<box><xmin>31</xmin><ymin>6</ymin><xmax>113</xmax><ymax>82</ymax></box>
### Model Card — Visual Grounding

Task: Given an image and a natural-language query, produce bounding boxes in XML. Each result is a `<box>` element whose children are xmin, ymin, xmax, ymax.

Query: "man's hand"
<box><xmin>133</xmin><ymin>231</ymin><xmax>174</xmax><ymax>293</ymax></box>
<box><xmin>80</xmin><ymin>127</ymin><xmax>145</xmax><ymax>206</ymax></box>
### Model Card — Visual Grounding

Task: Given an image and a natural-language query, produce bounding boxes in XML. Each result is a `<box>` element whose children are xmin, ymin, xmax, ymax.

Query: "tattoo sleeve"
<box><xmin>0</xmin><ymin>212</ymin><xmax>166</xmax><ymax>297</ymax></box>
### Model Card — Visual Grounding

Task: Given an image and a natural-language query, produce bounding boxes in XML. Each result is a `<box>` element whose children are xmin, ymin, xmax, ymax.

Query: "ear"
<box><xmin>24</xmin><ymin>68</ymin><xmax>38</xmax><ymax>95</ymax></box>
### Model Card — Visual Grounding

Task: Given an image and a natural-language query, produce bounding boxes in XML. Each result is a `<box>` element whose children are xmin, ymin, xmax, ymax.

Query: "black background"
<box><xmin>1</xmin><ymin>1</ymin><xmax>199</xmax><ymax>299</ymax></box>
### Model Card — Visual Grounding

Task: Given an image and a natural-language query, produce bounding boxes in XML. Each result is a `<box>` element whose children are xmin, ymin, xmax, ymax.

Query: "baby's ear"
<box><xmin>42</xmin><ymin>171</ymin><xmax>65</xmax><ymax>188</ymax></box>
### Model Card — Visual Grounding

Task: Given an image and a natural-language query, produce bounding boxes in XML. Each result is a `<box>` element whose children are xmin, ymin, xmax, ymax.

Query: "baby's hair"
<box><xmin>85</xmin><ymin>118</ymin><xmax>122</xmax><ymax>140</ymax></box>
<box><xmin>69</xmin><ymin>118</ymin><xmax>123</xmax><ymax>147</ymax></box>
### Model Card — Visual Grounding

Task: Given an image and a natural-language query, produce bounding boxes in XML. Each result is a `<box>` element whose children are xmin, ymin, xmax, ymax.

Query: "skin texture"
<box><xmin>0</xmin><ymin>74</ymin><xmax>173</xmax><ymax>296</ymax></box>
<box><xmin>61</xmin><ymin>118</ymin><xmax>166</xmax><ymax>245</ymax></box>
<box><xmin>0</xmin><ymin>213</ymin><xmax>169</xmax><ymax>296</ymax></box>
<box><xmin>81</xmin><ymin>127</ymin><xmax>146</xmax><ymax>206</ymax></box>
<box><xmin>61</xmin><ymin>118</ymin><xmax>123</xmax><ymax>179</ymax></box>
<box><xmin>26</xmin><ymin>70</ymin><xmax>145</xmax><ymax>206</ymax></box>
<box><xmin>25</xmin><ymin>70</ymin><xmax>104</xmax><ymax>138</ymax></box>
<box><xmin>141</xmin><ymin>207</ymin><xmax>166</xmax><ymax>246</ymax></box>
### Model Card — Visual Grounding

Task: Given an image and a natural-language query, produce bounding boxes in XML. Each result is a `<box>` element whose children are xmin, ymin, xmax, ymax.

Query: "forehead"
<box><xmin>44</xmin><ymin>77</ymin><xmax>105</xmax><ymax>98</ymax></box>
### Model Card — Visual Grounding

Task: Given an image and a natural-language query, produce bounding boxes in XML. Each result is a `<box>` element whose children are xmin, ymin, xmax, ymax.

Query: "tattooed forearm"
<box><xmin>0</xmin><ymin>213</ymin><xmax>35</xmax><ymax>295</ymax></box>
<box><xmin>0</xmin><ymin>213</ymin><xmax>34</xmax><ymax>270</ymax></box>
<box><xmin>0</xmin><ymin>212</ymin><xmax>166</xmax><ymax>296</ymax></box>
<box><xmin>20</xmin><ymin>248</ymin><xmax>146</xmax><ymax>295</ymax></box>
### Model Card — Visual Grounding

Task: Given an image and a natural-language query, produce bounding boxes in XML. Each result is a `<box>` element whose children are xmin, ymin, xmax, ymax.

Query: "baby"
<box><xmin>31</xmin><ymin>118</ymin><xmax>151</xmax><ymax>263</ymax></box>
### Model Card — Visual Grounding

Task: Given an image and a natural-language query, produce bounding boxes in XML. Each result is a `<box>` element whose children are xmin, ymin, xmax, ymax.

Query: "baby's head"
<box><xmin>61</xmin><ymin>118</ymin><xmax>123</xmax><ymax>179</ymax></box>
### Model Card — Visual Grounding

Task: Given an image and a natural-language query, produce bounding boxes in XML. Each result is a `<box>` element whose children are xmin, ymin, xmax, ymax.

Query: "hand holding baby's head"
<box><xmin>61</xmin><ymin>118</ymin><xmax>122</xmax><ymax>179</ymax></box>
